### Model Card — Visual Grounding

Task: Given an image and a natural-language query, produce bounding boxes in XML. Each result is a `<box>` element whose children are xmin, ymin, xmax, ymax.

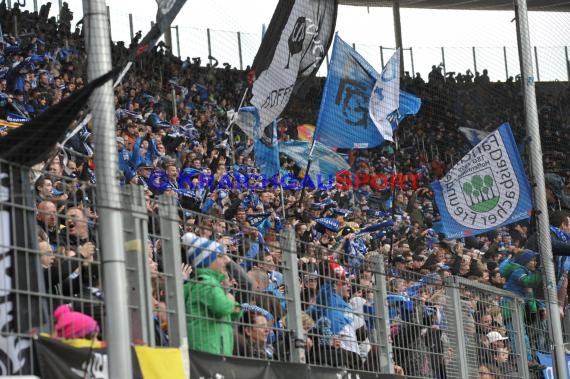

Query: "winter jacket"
<box><xmin>184</xmin><ymin>268</ymin><xmax>242</xmax><ymax>356</ymax></box>
<box><xmin>503</xmin><ymin>264</ymin><xmax>542</xmax><ymax>300</ymax></box>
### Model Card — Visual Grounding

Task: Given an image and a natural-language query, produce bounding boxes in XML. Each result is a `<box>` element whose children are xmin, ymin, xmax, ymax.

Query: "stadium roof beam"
<box><xmin>337</xmin><ymin>0</ymin><xmax>570</xmax><ymax>11</ymax></box>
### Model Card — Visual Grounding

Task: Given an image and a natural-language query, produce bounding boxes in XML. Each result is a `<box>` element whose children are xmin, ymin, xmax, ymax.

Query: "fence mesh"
<box><xmin>0</xmin><ymin>0</ymin><xmax>569</xmax><ymax>378</ymax></box>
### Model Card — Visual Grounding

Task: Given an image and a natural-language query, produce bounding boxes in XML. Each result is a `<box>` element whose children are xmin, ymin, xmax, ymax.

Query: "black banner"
<box><xmin>0</xmin><ymin>164</ymin><xmax>45</xmax><ymax>375</ymax></box>
<box><xmin>34</xmin><ymin>336</ymin><xmax>403</xmax><ymax>379</ymax></box>
<box><xmin>189</xmin><ymin>349</ymin><xmax>403</xmax><ymax>379</ymax></box>
<box><xmin>136</xmin><ymin>0</ymin><xmax>188</xmax><ymax>56</ymax></box>
<box><xmin>34</xmin><ymin>336</ymin><xmax>143</xmax><ymax>379</ymax></box>
<box><xmin>250</xmin><ymin>0</ymin><xmax>338</xmax><ymax>130</ymax></box>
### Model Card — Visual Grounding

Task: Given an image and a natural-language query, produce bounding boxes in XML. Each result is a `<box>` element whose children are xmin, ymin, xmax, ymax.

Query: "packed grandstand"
<box><xmin>1</xmin><ymin>1</ymin><xmax>570</xmax><ymax>378</ymax></box>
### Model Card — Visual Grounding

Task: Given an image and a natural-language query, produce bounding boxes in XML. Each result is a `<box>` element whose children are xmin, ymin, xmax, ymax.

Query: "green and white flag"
<box><xmin>431</xmin><ymin>123</ymin><xmax>532</xmax><ymax>238</ymax></box>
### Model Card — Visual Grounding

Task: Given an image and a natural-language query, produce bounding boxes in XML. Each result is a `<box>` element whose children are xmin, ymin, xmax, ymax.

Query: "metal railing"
<box><xmin>0</xmin><ymin>158</ymin><xmax>187</xmax><ymax>375</ymax></box>
<box><xmin>3</xmin><ymin>155</ymin><xmax>570</xmax><ymax>377</ymax></box>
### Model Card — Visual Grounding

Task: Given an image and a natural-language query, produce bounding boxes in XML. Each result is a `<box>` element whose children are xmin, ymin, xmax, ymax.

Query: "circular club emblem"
<box><xmin>442</xmin><ymin>134</ymin><xmax>520</xmax><ymax>230</ymax></box>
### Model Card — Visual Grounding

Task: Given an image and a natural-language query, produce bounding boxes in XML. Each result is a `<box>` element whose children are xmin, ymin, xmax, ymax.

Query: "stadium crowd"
<box><xmin>2</xmin><ymin>2</ymin><xmax>570</xmax><ymax>378</ymax></box>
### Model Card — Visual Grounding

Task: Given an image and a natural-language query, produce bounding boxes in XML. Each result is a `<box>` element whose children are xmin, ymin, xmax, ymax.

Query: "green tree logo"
<box><xmin>462</xmin><ymin>174</ymin><xmax>499</xmax><ymax>212</ymax></box>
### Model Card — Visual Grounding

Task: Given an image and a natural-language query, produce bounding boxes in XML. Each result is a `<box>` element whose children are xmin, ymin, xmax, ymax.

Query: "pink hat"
<box><xmin>54</xmin><ymin>304</ymin><xmax>99</xmax><ymax>339</ymax></box>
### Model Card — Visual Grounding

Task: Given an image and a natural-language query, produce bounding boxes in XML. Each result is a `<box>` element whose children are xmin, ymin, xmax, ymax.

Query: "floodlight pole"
<box><xmin>392</xmin><ymin>0</ymin><xmax>404</xmax><ymax>74</ymax></box>
<box><xmin>83</xmin><ymin>0</ymin><xmax>132</xmax><ymax>378</ymax></box>
<box><xmin>515</xmin><ymin>1</ymin><xmax>567</xmax><ymax>377</ymax></box>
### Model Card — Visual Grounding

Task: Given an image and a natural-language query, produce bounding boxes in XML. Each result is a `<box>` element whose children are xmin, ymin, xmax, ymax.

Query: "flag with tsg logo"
<box><xmin>431</xmin><ymin>123</ymin><xmax>532</xmax><ymax>239</ymax></box>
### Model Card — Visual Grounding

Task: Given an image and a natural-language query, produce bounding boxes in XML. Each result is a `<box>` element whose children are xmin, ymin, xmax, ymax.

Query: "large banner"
<box><xmin>431</xmin><ymin>123</ymin><xmax>532</xmax><ymax>238</ymax></box>
<box><xmin>34</xmin><ymin>335</ymin><xmax>185</xmax><ymax>379</ymax></box>
<box><xmin>136</xmin><ymin>0</ymin><xmax>188</xmax><ymax>56</ymax></box>
<box><xmin>250</xmin><ymin>0</ymin><xmax>338</xmax><ymax>130</ymax></box>
<box><xmin>314</xmin><ymin>34</ymin><xmax>420</xmax><ymax>149</ymax></box>
<box><xmin>189</xmin><ymin>348</ymin><xmax>401</xmax><ymax>379</ymax></box>
<box><xmin>0</xmin><ymin>165</ymin><xmax>44</xmax><ymax>375</ymax></box>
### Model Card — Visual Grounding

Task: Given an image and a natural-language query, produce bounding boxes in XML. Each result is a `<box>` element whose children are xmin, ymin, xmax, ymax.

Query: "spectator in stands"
<box><xmin>53</xmin><ymin>304</ymin><xmax>99</xmax><ymax>340</ymax></box>
<box><xmin>6</xmin><ymin>2</ymin><xmax>570</xmax><ymax>374</ymax></box>
<box><xmin>36</xmin><ymin>200</ymin><xmax>59</xmax><ymax>248</ymax></box>
<box><xmin>501</xmin><ymin>250</ymin><xmax>545</xmax><ymax>370</ymax></box>
<box><xmin>310</xmin><ymin>259</ymin><xmax>362</xmax><ymax>370</ymax></box>
<box><xmin>275</xmin><ymin>312</ymin><xmax>315</xmax><ymax>362</ymax></box>
<box><xmin>246</xmin><ymin>267</ymin><xmax>284</xmax><ymax>322</ymax></box>
<box><xmin>182</xmin><ymin>232</ymin><xmax>242</xmax><ymax>356</ymax></box>
<box><xmin>478</xmin><ymin>364</ymin><xmax>498</xmax><ymax>379</ymax></box>
<box><xmin>34</xmin><ymin>175</ymin><xmax>67</xmax><ymax>204</ymax></box>
<box><xmin>236</xmin><ymin>308</ymin><xmax>273</xmax><ymax>359</ymax></box>
<box><xmin>38</xmin><ymin>239</ymin><xmax>55</xmax><ymax>269</ymax></box>
<box><xmin>526</xmin><ymin>210</ymin><xmax>570</xmax><ymax>316</ymax></box>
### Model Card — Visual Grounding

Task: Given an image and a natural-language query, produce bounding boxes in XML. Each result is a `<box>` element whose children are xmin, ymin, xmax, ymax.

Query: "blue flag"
<box><xmin>431</xmin><ymin>123</ymin><xmax>532</xmax><ymax>239</ymax></box>
<box><xmin>315</xmin><ymin>34</ymin><xmax>421</xmax><ymax>149</ymax></box>
<box><xmin>278</xmin><ymin>140</ymin><xmax>350</xmax><ymax>183</ymax></box>
<box><xmin>252</xmin><ymin>109</ymin><xmax>280</xmax><ymax>178</ymax></box>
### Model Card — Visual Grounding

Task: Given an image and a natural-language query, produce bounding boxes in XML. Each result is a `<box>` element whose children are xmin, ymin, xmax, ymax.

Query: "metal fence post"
<box><xmin>129</xmin><ymin>13</ymin><xmax>134</xmax><ymax>42</ymax></box>
<box><xmin>207</xmin><ymin>28</ymin><xmax>212</xmax><ymax>66</ymax></box>
<box><xmin>34</xmin><ymin>0</ymin><xmax>38</xmax><ymax>13</ymax></box>
<box><xmin>280</xmin><ymin>227</ymin><xmax>305</xmax><ymax>363</ymax></box>
<box><xmin>472</xmin><ymin>46</ymin><xmax>477</xmax><ymax>73</ymax></box>
<box><xmin>380</xmin><ymin>45</ymin><xmax>385</xmax><ymax>67</ymax></box>
<box><xmin>174</xmin><ymin>25</ymin><xmax>181</xmax><ymax>59</ymax></box>
<box><xmin>373</xmin><ymin>256</ymin><xmax>393</xmax><ymax>373</ymax></box>
<box><xmin>122</xmin><ymin>185</ymin><xmax>154</xmax><ymax>346</ymax></box>
<box><xmin>441</xmin><ymin>47</ymin><xmax>446</xmax><ymax>75</ymax></box>
<box><xmin>237</xmin><ymin>31</ymin><xmax>243</xmax><ymax>70</ymax></box>
<box><xmin>504</xmin><ymin>46</ymin><xmax>509</xmax><ymax>81</ymax></box>
<box><xmin>409</xmin><ymin>47</ymin><xmax>415</xmax><ymax>77</ymax></box>
<box><xmin>83</xmin><ymin>0</ymin><xmax>132</xmax><ymax>376</ymax></box>
<box><xmin>446</xmin><ymin>277</ymin><xmax>469</xmax><ymax>378</ymax></box>
<box><xmin>564</xmin><ymin>46</ymin><xmax>570</xmax><ymax>81</ymax></box>
<box><xmin>157</xmin><ymin>195</ymin><xmax>186</xmax><ymax>349</ymax></box>
<box><xmin>511</xmin><ymin>298</ymin><xmax>531</xmax><ymax>379</ymax></box>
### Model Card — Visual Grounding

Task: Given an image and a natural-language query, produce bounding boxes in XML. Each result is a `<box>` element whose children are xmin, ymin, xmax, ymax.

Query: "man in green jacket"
<box><xmin>183</xmin><ymin>232</ymin><xmax>242</xmax><ymax>356</ymax></box>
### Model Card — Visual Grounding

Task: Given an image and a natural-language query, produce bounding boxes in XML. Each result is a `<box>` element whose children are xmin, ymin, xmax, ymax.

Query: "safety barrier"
<box><xmin>3</xmin><ymin>156</ymin><xmax>570</xmax><ymax>378</ymax></box>
<box><xmin>0</xmin><ymin>158</ymin><xmax>186</xmax><ymax>375</ymax></box>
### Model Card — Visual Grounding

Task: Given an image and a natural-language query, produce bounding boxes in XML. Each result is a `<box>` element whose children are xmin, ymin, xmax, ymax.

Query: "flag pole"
<box><xmin>515</xmin><ymin>0</ymin><xmax>567</xmax><ymax>374</ymax></box>
<box><xmin>387</xmin><ymin>137</ymin><xmax>399</xmax><ymax>266</ymax></box>
<box><xmin>279</xmin><ymin>178</ymin><xmax>287</xmax><ymax>220</ymax></box>
<box><xmin>297</xmin><ymin>138</ymin><xmax>316</xmax><ymax>208</ymax></box>
<box><xmin>225</xmin><ymin>86</ymin><xmax>250</xmax><ymax>167</ymax></box>
<box><xmin>83</xmin><ymin>0</ymin><xmax>132</xmax><ymax>377</ymax></box>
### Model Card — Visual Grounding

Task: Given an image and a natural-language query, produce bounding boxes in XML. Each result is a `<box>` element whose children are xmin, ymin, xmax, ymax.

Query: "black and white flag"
<box><xmin>250</xmin><ymin>0</ymin><xmax>337</xmax><ymax>129</ymax></box>
<box><xmin>136</xmin><ymin>0</ymin><xmax>188</xmax><ymax>56</ymax></box>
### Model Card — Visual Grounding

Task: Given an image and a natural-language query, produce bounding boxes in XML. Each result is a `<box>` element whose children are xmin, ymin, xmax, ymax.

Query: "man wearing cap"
<box><xmin>183</xmin><ymin>232</ymin><xmax>242</xmax><ymax>356</ymax></box>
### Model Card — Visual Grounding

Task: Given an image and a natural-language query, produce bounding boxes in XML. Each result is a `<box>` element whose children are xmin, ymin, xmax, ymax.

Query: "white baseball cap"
<box><xmin>487</xmin><ymin>331</ymin><xmax>508</xmax><ymax>343</ymax></box>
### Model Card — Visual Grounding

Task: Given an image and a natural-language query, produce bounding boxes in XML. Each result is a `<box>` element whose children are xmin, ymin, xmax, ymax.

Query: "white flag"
<box><xmin>369</xmin><ymin>49</ymin><xmax>400</xmax><ymax>142</ymax></box>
